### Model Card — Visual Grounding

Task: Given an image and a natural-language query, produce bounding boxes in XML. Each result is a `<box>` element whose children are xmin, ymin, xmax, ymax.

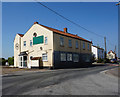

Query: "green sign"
<box><xmin>33</xmin><ymin>36</ymin><xmax>44</xmax><ymax>45</ymax></box>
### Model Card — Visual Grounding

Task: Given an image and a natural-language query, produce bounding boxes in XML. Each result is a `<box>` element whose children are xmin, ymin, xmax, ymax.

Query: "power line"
<box><xmin>34</xmin><ymin>1</ymin><xmax>104</xmax><ymax>38</ymax></box>
<box><xmin>34</xmin><ymin>1</ymin><xmax>116</xmax><ymax>50</ymax></box>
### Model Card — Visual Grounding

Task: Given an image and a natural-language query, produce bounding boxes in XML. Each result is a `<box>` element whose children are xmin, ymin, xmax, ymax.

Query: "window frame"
<box><xmin>76</xmin><ymin>40</ymin><xmax>78</xmax><ymax>49</ymax></box>
<box><xmin>60</xmin><ymin>37</ymin><xmax>64</xmax><ymax>46</ymax></box>
<box><xmin>73</xmin><ymin>54</ymin><xmax>79</xmax><ymax>62</ymax></box>
<box><xmin>23</xmin><ymin>41</ymin><xmax>26</xmax><ymax>47</ymax></box>
<box><xmin>42</xmin><ymin>53</ymin><xmax>48</xmax><ymax>61</ymax></box>
<box><xmin>69</xmin><ymin>39</ymin><xmax>72</xmax><ymax>47</ymax></box>
<box><xmin>67</xmin><ymin>53</ymin><xmax>72</xmax><ymax>61</ymax></box>
<box><xmin>83</xmin><ymin>41</ymin><xmax>85</xmax><ymax>50</ymax></box>
<box><xmin>30</xmin><ymin>40</ymin><xmax>32</xmax><ymax>47</ymax></box>
<box><xmin>45</xmin><ymin>37</ymin><xmax>48</xmax><ymax>45</ymax></box>
<box><xmin>60</xmin><ymin>53</ymin><xmax>66</xmax><ymax>61</ymax></box>
<box><xmin>88</xmin><ymin>43</ymin><xmax>90</xmax><ymax>50</ymax></box>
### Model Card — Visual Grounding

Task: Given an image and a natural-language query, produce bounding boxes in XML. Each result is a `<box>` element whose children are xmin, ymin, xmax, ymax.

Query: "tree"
<box><xmin>0</xmin><ymin>58</ymin><xmax>6</xmax><ymax>65</ymax></box>
<box><xmin>8</xmin><ymin>57</ymin><xmax>14</xmax><ymax>65</ymax></box>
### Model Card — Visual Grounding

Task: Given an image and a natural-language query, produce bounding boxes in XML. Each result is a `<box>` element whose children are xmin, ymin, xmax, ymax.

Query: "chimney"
<box><xmin>34</xmin><ymin>22</ymin><xmax>39</xmax><ymax>24</ymax></box>
<box><xmin>64</xmin><ymin>28</ymin><xmax>67</xmax><ymax>33</ymax></box>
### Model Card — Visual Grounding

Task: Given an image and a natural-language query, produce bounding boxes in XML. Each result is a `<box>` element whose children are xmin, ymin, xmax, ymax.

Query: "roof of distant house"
<box><xmin>108</xmin><ymin>50</ymin><xmax>116</xmax><ymax>54</ymax></box>
<box><xmin>92</xmin><ymin>45</ymin><xmax>104</xmax><ymax>50</ymax></box>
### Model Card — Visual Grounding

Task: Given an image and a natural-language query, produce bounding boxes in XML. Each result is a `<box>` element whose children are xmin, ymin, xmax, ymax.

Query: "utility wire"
<box><xmin>35</xmin><ymin>1</ymin><xmax>116</xmax><ymax>50</ymax></box>
<box><xmin>34</xmin><ymin>1</ymin><xmax>104</xmax><ymax>38</ymax></box>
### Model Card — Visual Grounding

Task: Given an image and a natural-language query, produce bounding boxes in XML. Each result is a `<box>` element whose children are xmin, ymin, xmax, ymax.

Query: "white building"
<box><xmin>92</xmin><ymin>45</ymin><xmax>104</xmax><ymax>60</ymax></box>
<box><xmin>107</xmin><ymin>50</ymin><xmax>116</xmax><ymax>60</ymax></box>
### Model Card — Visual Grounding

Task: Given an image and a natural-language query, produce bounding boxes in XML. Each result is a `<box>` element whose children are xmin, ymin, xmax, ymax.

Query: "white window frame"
<box><xmin>60</xmin><ymin>37</ymin><xmax>64</xmax><ymax>46</ymax></box>
<box><xmin>69</xmin><ymin>39</ymin><xmax>72</xmax><ymax>47</ymax></box>
<box><xmin>73</xmin><ymin>54</ymin><xmax>79</xmax><ymax>62</ymax></box>
<box><xmin>76</xmin><ymin>41</ymin><xmax>78</xmax><ymax>49</ymax></box>
<box><xmin>67</xmin><ymin>53</ymin><xmax>72</xmax><ymax>61</ymax></box>
<box><xmin>42</xmin><ymin>53</ymin><xmax>48</xmax><ymax>61</ymax></box>
<box><xmin>45</xmin><ymin>37</ymin><xmax>48</xmax><ymax>44</ymax></box>
<box><xmin>23</xmin><ymin>41</ymin><xmax>26</xmax><ymax>47</ymax></box>
<box><xmin>60</xmin><ymin>53</ymin><xmax>66</xmax><ymax>61</ymax></box>
<box><xmin>30</xmin><ymin>40</ymin><xmax>32</xmax><ymax>46</ymax></box>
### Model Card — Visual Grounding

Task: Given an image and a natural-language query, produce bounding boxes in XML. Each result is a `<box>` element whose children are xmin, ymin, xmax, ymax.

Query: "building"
<box><xmin>14</xmin><ymin>22</ymin><xmax>92</xmax><ymax>69</ymax></box>
<box><xmin>92</xmin><ymin>45</ymin><xmax>104</xmax><ymax>60</ymax></box>
<box><xmin>107</xmin><ymin>50</ymin><xmax>117</xmax><ymax>60</ymax></box>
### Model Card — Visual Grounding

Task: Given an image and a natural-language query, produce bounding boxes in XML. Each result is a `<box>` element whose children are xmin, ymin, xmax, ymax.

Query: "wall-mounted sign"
<box><xmin>33</xmin><ymin>35</ymin><xmax>44</xmax><ymax>45</ymax></box>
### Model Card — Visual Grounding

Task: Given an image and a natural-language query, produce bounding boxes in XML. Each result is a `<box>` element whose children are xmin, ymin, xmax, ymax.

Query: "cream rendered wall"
<box><xmin>53</xmin><ymin>33</ymin><xmax>91</xmax><ymax>54</ymax></box>
<box><xmin>14</xmin><ymin>34</ymin><xmax>21</xmax><ymax>67</ymax></box>
<box><xmin>21</xmin><ymin>24</ymin><xmax>53</xmax><ymax>68</ymax></box>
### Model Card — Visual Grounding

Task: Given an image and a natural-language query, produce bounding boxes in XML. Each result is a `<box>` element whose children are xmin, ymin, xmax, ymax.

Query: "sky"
<box><xmin>2</xmin><ymin>2</ymin><xmax>118</xmax><ymax>59</ymax></box>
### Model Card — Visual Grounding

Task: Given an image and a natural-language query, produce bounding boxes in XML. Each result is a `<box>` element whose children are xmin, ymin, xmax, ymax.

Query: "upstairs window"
<box><xmin>60</xmin><ymin>37</ymin><xmax>64</xmax><ymax>46</ymax></box>
<box><xmin>76</xmin><ymin>41</ymin><xmax>78</xmax><ymax>49</ymax></box>
<box><xmin>69</xmin><ymin>39</ymin><xmax>72</xmax><ymax>47</ymax></box>
<box><xmin>83</xmin><ymin>42</ymin><xmax>85</xmax><ymax>49</ymax></box>
<box><xmin>45</xmin><ymin>37</ymin><xmax>48</xmax><ymax>44</ymax></box>
<box><xmin>88</xmin><ymin>43</ymin><xmax>90</xmax><ymax>50</ymax></box>
<box><xmin>23</xmin><ymin>41</ymin><xmax>26</xmax><ymax>47</ymax></box>
<box><xmin>30</xmin><ymin>40</ymin><xmax>32</xmax><ymax>46</ymax></box>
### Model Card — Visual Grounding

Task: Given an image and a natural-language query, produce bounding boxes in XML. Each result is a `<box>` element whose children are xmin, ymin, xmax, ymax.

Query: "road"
<box><xmin>2</xmin><ymin>65</ymin><xmax>119</xmax><ymax>95</ymax></box>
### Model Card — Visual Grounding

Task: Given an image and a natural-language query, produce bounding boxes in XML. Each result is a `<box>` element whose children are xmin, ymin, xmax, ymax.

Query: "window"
<box><xmin>73</xmin><ymin>54</ymin><xmax>79</xmax><ymax>62</ymax></box>
<box><xmin>24</xmin><ymin>41</ymin><xmax>26</xmax><ymax>47</ymax></box>
<box><xmin>60</xmin><ymin>37</ymin><xmax>64</xmax><ymax>46</ymax></box>
<box><xmin>76</xmin><ymin>41</ymin><xmax>78</xmax><ymax>48</ymax></box>
<box><xmin>60</xmin><ymin>53</ymin><xmax>66</xmax><ymax>61</ymax></box>
<box><xmin>69</xmin><ymin>39</ymin><xmax>72</xmax><ymax>47</ymax></box>
<box><xmin>83</xmin><ymin>42</ymin><xmax>85</xmax><ymax>49</ymax></box>
<box><xmin>88</xmin><ymin>43</ymin><xmax>90</xmax><ymax>50</ymax></box>
<box><xmin>67</xmin><ymin>53</ymin><xmax>72</xmax><ymax>61</ymax></box>
<box><xmin>42</xmin><ymin>53</ymin><xmax>48</xmax><ymax>61</ymax></box>
<box><xmin>45</xmin><ymin>37</ymin><xmax>48</xmax><ymax>44</ymax></box>
<box><xmin>30</xmin><ymin>40</ymin><xmax>32</xmax><ymax>46</ymax></box>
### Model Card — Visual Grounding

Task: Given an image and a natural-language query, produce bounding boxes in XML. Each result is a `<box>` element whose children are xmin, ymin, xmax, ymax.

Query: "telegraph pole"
<box><xmin>104</xmin><ymin>36</ymin><xmax>107</xmax><ymax>59</ymax></box>
<box><xmin>116</xmin><ymin>1</ymin><xmax>120</xmax><ymax>59</ymax></box>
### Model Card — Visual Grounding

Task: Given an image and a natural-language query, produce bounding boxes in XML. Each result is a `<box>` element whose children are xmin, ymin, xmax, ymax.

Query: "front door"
<box><xmin>19</xmin><ymin>56</ymin><xmax>27</xmax><ymax>68</ymax></box>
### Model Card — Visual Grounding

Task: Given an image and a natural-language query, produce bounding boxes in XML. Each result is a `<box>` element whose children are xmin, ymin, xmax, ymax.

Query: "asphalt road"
<box><xmin>2</xmin><ymin>65</ymin><xmax>119</xmax><ymax>95</ymax></box>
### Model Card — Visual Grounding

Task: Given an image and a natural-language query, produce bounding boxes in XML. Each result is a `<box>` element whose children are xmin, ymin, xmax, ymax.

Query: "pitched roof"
<box><xmin>108</xmin><ymin>50</ymin><xmax>116</xmax><ymax>54</ymax></box>
<box><xmin>18</xmin><ymin>34</ymin><xmax>24</xmax><ymax>37</ymax></box>
<box><xmin>38</xmin><ymin>24</ymin><xmax>92</xmax><ymax>43</ymax></box>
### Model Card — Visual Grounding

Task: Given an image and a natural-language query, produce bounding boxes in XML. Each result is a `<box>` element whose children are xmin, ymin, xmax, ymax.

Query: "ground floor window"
<box><xmin>42</xmin><ymin>53</ymin><xmax>48</xmax><ymax>61</ymax></box>
<box><xmin>73</xmin><ymin>54</ymin><xmax>79</xmax><ymax>62</ymax></box>
<box><xmin>67</xmin><ymin>53</ymin><xmax>72</xmax><ymax>61</ymax></box>
<box><xmin>60</xmin><ymin>53</ymin><xmax>66</xmax><ymax>61</ymax></box>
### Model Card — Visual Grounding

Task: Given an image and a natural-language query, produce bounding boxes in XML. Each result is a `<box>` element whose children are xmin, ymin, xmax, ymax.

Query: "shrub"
<box><xmin>97</xmin><ymin>58</ymin><xmax>103</xmax><ymax>63</ymax></box>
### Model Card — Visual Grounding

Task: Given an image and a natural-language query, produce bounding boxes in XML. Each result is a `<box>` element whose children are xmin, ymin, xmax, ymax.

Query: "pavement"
<box><xmin>2</xmin><ymin>64</ymin><xmax>119</xmax><ymax>95</ymax></box>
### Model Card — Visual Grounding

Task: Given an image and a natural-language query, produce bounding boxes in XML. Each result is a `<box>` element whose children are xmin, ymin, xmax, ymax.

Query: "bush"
<box><xmin>8</xmin><ymin>57</ymin><xmax>14</xmax><ymax>65</ymax></box>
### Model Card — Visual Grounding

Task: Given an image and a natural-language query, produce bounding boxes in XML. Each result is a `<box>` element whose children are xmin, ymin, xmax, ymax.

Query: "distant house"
<box><xmin>14</xmin><ymin>22</ymin><xmax>92</xmax><ymax>69</ymax></box>
<box><xmin>107</xmin><ymin>50</ymin><xmax>117</xmax><ymax>60</ymax></box>
<box><xmin>92</xmin><ymin>45</ymin><xmax>104</xmax><ymax>60</ymax></box>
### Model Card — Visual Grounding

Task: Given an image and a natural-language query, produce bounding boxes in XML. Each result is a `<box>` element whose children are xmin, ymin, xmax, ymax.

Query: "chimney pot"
<box><xmin>34</xmin><ymin>22</ymin><xmax>39</xmax><ymax>24</ymax></box>
<box><xmin>64</xmin><ymin>28</ymin><xmax>67</xmax><ymax>33</ymax></box>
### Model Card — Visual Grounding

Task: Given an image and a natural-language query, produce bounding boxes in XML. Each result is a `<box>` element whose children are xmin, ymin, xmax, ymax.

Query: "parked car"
<box><xmin>110</xmin><ymin>59</ymin><xmax>117</xmax><ymax>63</ymax></box>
